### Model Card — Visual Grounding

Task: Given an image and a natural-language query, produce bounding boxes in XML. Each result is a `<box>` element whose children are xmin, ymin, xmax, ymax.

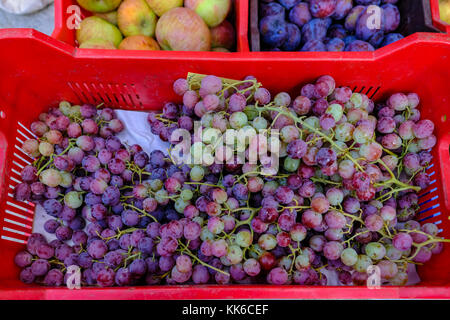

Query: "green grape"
<box><xmin>274</xmin><ymin>92</ymin><xmax>291</xmax><ymax>107</ymax></box>
<box><xmin>68</xmin><ymin>105</ymin><xmax>81</xmax><ymax>118</ymax></box>
<box><xmin>174</xmin><ymin>198</ymin><xmax>189</xmax><ymax>214</ymax></box>
<box><xmin>190</xmin><ymin>165</ymin><xmax>205</xmax><ymax>182</ymax></box>
<box><xmin>350</xmin><ymin>93</ymin><xmax>363</xmax><ymax>109</ymax></box>
<box><xmin>244</xmin><ymin>105</ymin><xmax>258</xmax><ymax>121</ymax></box>
<box><xmin>354</xmin><ymin>254</ymin><xmax>373</xmax><ymax>273</ymax></box>
<box><xmin>202</xmin><ymin>127</ymin><xmax>222</xmax><ymax>144</ymax></box>
<box><xmin>252</xmin><ymin>116</ymin><xmax>268</xmax><ymax>130</ymax></box>
<box><xmin>59</xmin><ymin>171</ymin><xmax>73</xmax><ymax>188</ymax></box>
<box><xmin>226</xmin><ymin>245</ymin><xmax>243</xmax><ymax>264</ymax></box>
<box><xmin>192</xmin><ymin>216</ymin><xmax>204</xmax><ymax>226</ymax></box>
<box><xmin>258</xmin><ymin>234</ymin><xmax>277</xmax><ymax>251</ymax></box>
<box><xmin>294</xmin><ymin>252</ymin><xmax>310</xmax><ymax>271</ymax></box>
<box><xmin>59</xmin><ymin>101</ymin><xmax>72</xmax><ymax>116</ymax></box>
<box><xmin>190</xmin><ymin>142</ymin><xmax>205</xmax><ymax>164</ymax></box>
<box><xmin>155</xmin><ymin>189</ymin><xmax>169</xmax><ymax>205</ymax></box>
<box><xmin>39</xmin><ymin>142</ymin><xmax>54</xmax><ymax>157</ymax></box>
<box><xmin>180</xmin><ymin>189</ymin><xmax>193</xmax><ymax>201</ymax></box>
<box><xmin>284</xmin><ymin>157</ymin><xmax>300</xmax><ymax>172</ymax></box>
<box><xmin>149</xmin><ymin>179</ymin><xmax>163</xmax><ymax>191</ymax></box>
<box><xmin>303</xmin><ymin>116</ymin><xmax>320</xmax><ymax>133</ymax></box>
<box><xmin>326</xmin><ymin>103</ymin><xmax>344</xmax><ymax>122</ymax></box>
<box><xmin>220</xmin><ymin>255</ymin><xmax>232</xmax><ymax>267</ymax></box>
<box><xmin>335</xmin><ymin>123</ymin><xmax>354</xmax><ymax>142</ymax></box>
<box><xmin>200</xmin><ymin>227</ymin><xmax>214</xmax><ymax>241</ymax></box>
<box><xmin>201</xmin><ymin>113</ymin><xmax>214</xmax><ymax>128</ymax></box>
<box><xmin>39</xmin><ymin>168</ymin><xmax>62</xmax><ymax>188</ymax></box>
<box><xmin>385</xmin><ymin>244</ymin><xmax>402</xmax><ymax>260</ymax></box>
<box><xmin>64</xmin><ymin>191</ymin><xmax>83</xmax><ymax>209</ymax></box>
<box><xmin>229</xmin><ymin>112</ymin><xmax>248</xmax><ymax>129</ymax></box>
<box><xmin>365</xmin><ymin>242</ymin><xmax>386</xmax><ymax>260</ymax></box>
<box><xmin>353</xmin><ymin>124</ymin><xmax>373</xmax><ymax>144</ymax></box>
<box><xmin>340</xmin><ymin>248</ymin><xmax>358</xmax><ymax>266</ymax></box>
<box><xmin>235</xmin><ymin>230</ymin><xmax>252</xmax><ymax>248</ymax></box>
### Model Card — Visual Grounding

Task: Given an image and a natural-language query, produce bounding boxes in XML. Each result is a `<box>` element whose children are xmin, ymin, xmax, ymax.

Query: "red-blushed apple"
<box><xmin>145</xmin><ymin>0</ymin><xmax>183</xmax><ymax>17</ymax></box>
<box><xmin>77</xmin><ymin>0</ymin><xmax>122</xmax><ymax>13</ymax></box>
<box><xmin>185</xmin><ymin>0</ymin><xmax>231</xmax><ymax>27</ymax></box>
<box><xmin>210</xmin><ymin>19</ymin><xmax>235</xmax><ymax>49</ymax></box>
<box><xmin>156</xmin><ymin>7</ymin><xmax>211</xmax><ymax>51</ymax></box>
<box><xmin>118</xmin><ymin>0</ymin><xmax>157</xmax><ymax>37</ymax></box>
<box><xmin>76</xmin><ymin>16</ymin><xmax>123</xmax><ymax>47</ymax></box>
<box><xmin>119</xmin><ymin>35</ymin><xmax>161</xmax><ymax>50</ymax></box>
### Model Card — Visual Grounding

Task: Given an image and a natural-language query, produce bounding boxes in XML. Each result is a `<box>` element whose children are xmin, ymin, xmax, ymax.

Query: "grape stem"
<box><xmin>122</xmin><ymin>203</ymin><xmax>158</xmax><ymax>223</ymax></box>
<box><xmin>177</xmin><ymin>240</ymin><xmax>229</xmax><ymax>276</ymax></box>
<box><xmin>258</xmin><ymin>105</ymin><xmax>365</xmax><ymax>172</ymax></box>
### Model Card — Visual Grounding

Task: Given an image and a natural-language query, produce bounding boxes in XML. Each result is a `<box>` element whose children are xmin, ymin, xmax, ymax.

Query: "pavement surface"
<box><xmin>0</xmin><ymin>3</ymin><xmax>54</xmax><ymax>35</ymax></box>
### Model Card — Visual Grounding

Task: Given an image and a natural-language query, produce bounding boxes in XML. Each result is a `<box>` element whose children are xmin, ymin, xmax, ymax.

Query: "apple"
<box><xmin>156</xmin><ymin>7</ymin><xmax>211</xmax><ymax>51</ymax></box>
<box><xmin>145</xmin><ymin>0</ymin><xmax>183</xmax><ymax>17</ymax></box>
<box><xmin>76</xmin><ymin>0</ymin><xmax>122</xmax><ymax>13</ymax></box>
<box><xmin>79</xmin><ymin>39</ymin><xmax>117</xmax><ymax>49</ymax></box>
<box><xmin>76</xmin><ymin>16</ymin><xmax>123</xmax><ymax>47</ymax></box>
<box><xmin>117</xmin><ymin>0</ymin><xmax>157</xmax><ymax>37</ymax></box>
<box><xmin>184</xmin><ymin>0</ymin><xmax>231</xmax><ymax>27</ymax></box>
<box><xmin>94</xmin><ymin>10</ymin><xmax>118</xmax><ymax>25</ymax></box>
<box><xmin>119</xmin><ymin>35</ymin><xmax>161</xmax><ymax>50</ymax></box>
<box><xmin>440</xmin><ymin>0</ymin><xmax>450</xmax><ymax>23</ymax></box>
<box><xmin>210</xmin><ymin>19</ymin><xmax>235</xmax><ymax>49</ymax></box>
<box><xmin>212</xmin><ymin>47</ymin><xmax>230</xmax><ymax>52</ymax></box>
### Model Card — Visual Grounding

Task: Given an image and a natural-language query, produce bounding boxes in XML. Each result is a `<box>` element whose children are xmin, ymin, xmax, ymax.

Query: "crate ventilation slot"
<box><xmin>352</xmin><ymin>86</ymin><xmax>381</xmax><ymax>99</ymax></box>
<box><xmin>1</xmin><ymin>122</ymin><xmax>35</xmax><ymax>244</ymax></box>
<box><xmin>68</xmin><ymin>82</ymin><xmax>144</xmax><ymax>109</ymax></box>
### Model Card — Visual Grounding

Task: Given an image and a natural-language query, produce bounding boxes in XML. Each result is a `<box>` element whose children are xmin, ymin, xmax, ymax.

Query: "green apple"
<box><xmin>184</xmin><ymin>0</ymin><xmax>231</xmax><ymax>27</ymax></box>
<box><xmin>118</xmin><ymin>0</ymin><xmax>157</xmax><ymax>37</ymax></box>
<box><xmin>145</xmin><ymin>0</ymin><xmax>183</xmax><ymax>17</ymax></box>
<box><xmin>94</xmin><ymin>10</ymin><xmax>118</xmax><ymax>25</ymax></box>
<box><xmin>76</xmin><ymin>16</ymin><xmax>123</xmax><ymax>47</ymax></box>
<box><xmin>156</xmin><ymin>7</ymin><xmax>211</xmax><ymax>51</ymax></box>
<box><xmin>76</xmin><ymin>0</ymin><xmax>122</xmax><ymax>13</ymax></box>
<box><xmin>79</xmin><ymin>39</ymin><xmax>117</xmax><ymax>49</ymax></box>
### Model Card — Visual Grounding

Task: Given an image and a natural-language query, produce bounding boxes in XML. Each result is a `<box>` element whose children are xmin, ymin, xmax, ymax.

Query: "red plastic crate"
<box><xmin>0</xmin><ymin>29</ymin><xmax>449</xmax><ymax>300</ymax></box>
<box><xmin>52</xmin><ymin>0</ymin><xmax>250</xmax><ymax>52</ymax></box>
<box><xmin>431</xmin><ymin>0</ymin><xmax>450</xmax><ymax>33</ymax></box>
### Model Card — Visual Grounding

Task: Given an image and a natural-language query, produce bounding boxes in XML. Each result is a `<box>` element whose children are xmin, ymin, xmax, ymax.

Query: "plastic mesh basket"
<box><xmin>0</xmin><ymin>29</ymin><xmax>449</xmax><ymax>299</ymax></box>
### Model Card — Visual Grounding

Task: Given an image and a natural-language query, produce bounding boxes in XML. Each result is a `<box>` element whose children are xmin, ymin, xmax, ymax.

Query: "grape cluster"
<box><xmin>259</xmin><ymin>0</ymin><xmax>404</xmax><ymax>52</ymax></box>
<box><xmin>14</xmin><ymin>73</ymin><xmax>447</xmax><ymax>287</ymax></box>
<box><xmin>144</xmin><ymin>73</ymin><xmax>447</xmax><ymax>285</ymax></box>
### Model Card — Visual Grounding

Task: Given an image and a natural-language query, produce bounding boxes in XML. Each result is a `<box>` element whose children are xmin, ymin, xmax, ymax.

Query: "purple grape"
<box><xmin>96</xmin><ymin>268</ymin><xmax>115</xmax><ymax>287</ymax></box>
<box><xmin>20</xmin><ymin>267</ymin><xmax>35</xmax><ymax>284</ymax></box>
<box><xmin>31</xmin><ymin>259</ymin><xmax>50</xmax><ymax>276</ymax></box>
<box><xmin>87</xmin><ymin>239</ymin><xmax>108</xmax><ymax>259</ymax></box>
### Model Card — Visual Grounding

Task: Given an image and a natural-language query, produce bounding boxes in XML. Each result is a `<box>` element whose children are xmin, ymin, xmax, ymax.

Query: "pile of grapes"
<box><xmin>259</xmin><ymin>0</ymin><xmax>404</xmax><ymax>52</ymax></box>
<box><xmin>13</xmin><ymin>72</ymin><xmax>448</xmax><ymax>287</ymax></box>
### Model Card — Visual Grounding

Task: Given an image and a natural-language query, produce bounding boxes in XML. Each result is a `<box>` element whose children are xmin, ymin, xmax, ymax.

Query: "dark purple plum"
<box><xmin>260</xmin><ymin>16</ymin><xmax>288</xmax><ymax>48</ymax></box>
